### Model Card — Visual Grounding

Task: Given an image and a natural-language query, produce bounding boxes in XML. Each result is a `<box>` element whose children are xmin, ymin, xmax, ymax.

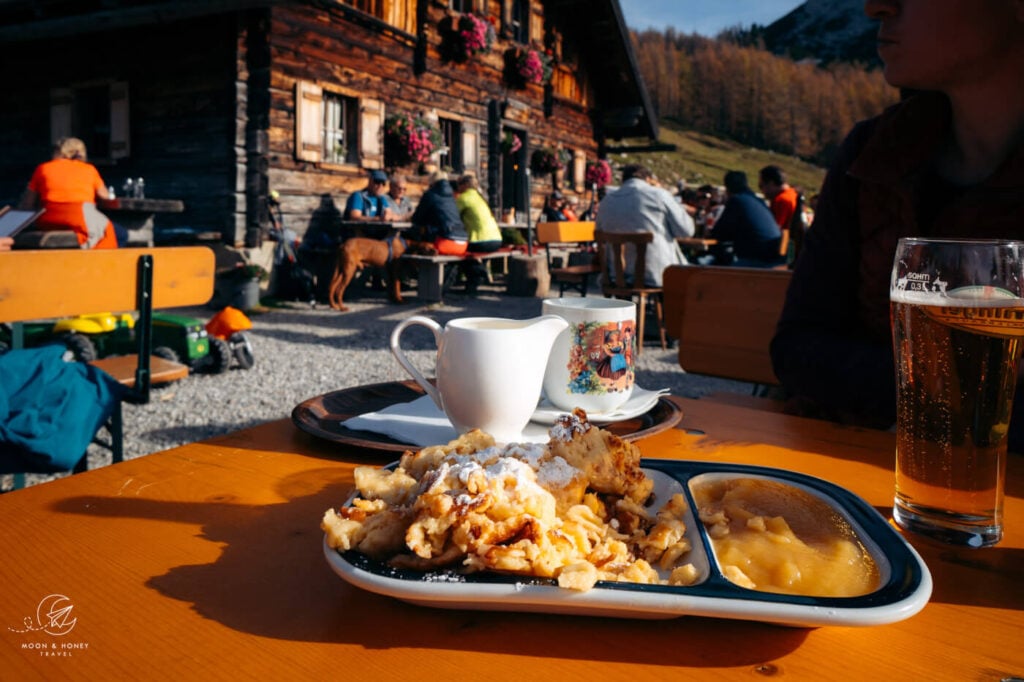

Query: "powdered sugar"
<box><xmin>537</xmin><ymin>456</ymin><xmax>579</xmax><ymax>488</ymax></box>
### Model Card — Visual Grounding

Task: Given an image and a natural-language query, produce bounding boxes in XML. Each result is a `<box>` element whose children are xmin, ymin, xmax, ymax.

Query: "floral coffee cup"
<box><xmin>542</xmin><ymin>298</ymin><xmax>636</xmax><ymax>415</ymax></box>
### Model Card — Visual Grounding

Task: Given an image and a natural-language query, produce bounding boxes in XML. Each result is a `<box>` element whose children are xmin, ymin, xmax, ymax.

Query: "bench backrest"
<box><xmin>535</xmin><ymin>221</ymin><xmax>595</xmax><ymax>245</ymax></box>
<box><xmin>0</xmin><ymin>247</ymin><xmax>215</xmax><ymax>323</ymax></box>
<box><xmin>662</xmin><ymin>265</ymin><xmax>792</xmax><ymax>386</ymax></box>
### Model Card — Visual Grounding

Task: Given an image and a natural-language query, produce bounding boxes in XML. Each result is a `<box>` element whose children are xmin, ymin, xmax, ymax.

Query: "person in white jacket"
<box><xmin>596</xmin><ymin>164</ymin><xmax>695</xmax><ymax>286</ymax></box>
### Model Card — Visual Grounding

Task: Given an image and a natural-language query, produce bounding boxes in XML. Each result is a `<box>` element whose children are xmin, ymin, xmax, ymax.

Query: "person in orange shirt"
<box><xmin>18</xmin><ymin>137</ymin><xmax>118</xmax><ymax>249</ymax></box>
<box><xmin>759</xmin><ymin>165</ymin><xmax>799</xmax><ymax>230</ymax></box>
<box><xmin>759</xmin><ymin>165</ymin><xmax>802</xmax><ymax>262</ymax></box>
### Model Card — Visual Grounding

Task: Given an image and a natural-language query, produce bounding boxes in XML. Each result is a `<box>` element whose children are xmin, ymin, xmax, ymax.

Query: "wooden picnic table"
<box><xmin>339</xmin><ymin>219</ymin><xmax>412</xmax><ymax>239</ymax></box>
<box><xmin>677</xmin><ymin>236</ymin><xmax>718</xmax><ymax>260</ymax></box>
<box><xmin>0</xmin><ymin>396</ymin><xmax>1021</xmax><ymax>678</ymax></box>
<box><xmin>99</xmin><ymin>197</ymin><xmax>185</xmax><ymax>247</ymax></box>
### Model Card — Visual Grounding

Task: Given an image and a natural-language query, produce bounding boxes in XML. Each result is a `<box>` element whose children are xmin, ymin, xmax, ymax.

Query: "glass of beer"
<box><xmin>890</xmin><ymin>238</ymin><xmax>1024</xmax><ymax>547</ymax></box>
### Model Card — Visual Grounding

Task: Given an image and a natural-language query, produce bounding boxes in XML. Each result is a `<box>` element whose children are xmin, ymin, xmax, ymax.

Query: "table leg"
<box><xmin>417</xmin><ymin>262</ymin><xmax>444</xmax><ymax>302</ymax></box>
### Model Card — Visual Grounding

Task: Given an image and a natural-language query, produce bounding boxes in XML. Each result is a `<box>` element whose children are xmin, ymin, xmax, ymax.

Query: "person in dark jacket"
<box><xmin>708</xmin><ymin>170</ymin><xmax>782</xmax><ymax>267</ymax></box>
<box><xmin>410</xmin><ymin>170</ymin><xmax>468</xmax><ymax>256</ymax></box>
<box><xmin>770</xmin><ymin>0</ymin><xmax>1024</xmax><ymax>447</ymax></box>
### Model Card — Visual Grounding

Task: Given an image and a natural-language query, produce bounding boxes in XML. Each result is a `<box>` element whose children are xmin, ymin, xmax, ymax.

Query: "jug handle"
<box><xmin>389</xmin><ymin>315</ymin><xmax>443</xmax><ymax>410</ymax></box>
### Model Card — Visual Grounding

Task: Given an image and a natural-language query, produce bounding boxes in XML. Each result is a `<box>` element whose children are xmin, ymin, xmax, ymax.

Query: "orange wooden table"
<box><xmin>1</xmin><ymin>397</ymin><xmax>1021</xmax><ymax>679</ymax></box>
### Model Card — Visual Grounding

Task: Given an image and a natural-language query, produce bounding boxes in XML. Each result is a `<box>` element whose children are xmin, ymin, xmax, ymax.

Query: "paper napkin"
<box><xmin>342</xmin><ymin>394</ymin><xmax>550</xmax><ymax>448</ymax></box>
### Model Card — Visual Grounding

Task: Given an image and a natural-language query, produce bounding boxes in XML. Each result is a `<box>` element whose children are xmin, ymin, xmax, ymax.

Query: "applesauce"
<box><xmin>690</xmin><ymin>476</ymin><xmax>880</xmax><ymax>597</ymax></box>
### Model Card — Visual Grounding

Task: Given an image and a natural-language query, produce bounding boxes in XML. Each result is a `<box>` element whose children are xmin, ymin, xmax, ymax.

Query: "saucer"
<box><xmin>292</xmin><ymin>380</ymin><xmax>682</xmax><ymax>454</ymax></box>
<box><xmin>531</xmin><ymin>386</ymin><xmax>669</xmax><ymax>425</ymax></box>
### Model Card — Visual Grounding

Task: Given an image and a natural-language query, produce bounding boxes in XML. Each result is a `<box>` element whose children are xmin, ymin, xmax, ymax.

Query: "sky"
<box><xmin>618</xmin><ymin>0</ymin><xmax>807</xmax><ymax>37</ymax></box>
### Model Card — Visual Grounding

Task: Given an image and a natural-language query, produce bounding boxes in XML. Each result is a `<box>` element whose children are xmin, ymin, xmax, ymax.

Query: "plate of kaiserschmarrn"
<box><xmin>321</xmin><ymin>410</ymin><xmax>931</xmax><ymax>627</ymax></box>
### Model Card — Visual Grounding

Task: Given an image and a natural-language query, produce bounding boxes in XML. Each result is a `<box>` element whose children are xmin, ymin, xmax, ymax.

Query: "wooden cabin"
<box><xmin>0</xmin><ymin>0</ymin><xmax>657</xmax><ymax>248</ymax></box>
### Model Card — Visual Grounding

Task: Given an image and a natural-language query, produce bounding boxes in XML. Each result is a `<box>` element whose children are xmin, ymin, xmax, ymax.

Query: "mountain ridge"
<box><xmin>761</xmin><ymin>0</ymin><xmax>880</xmax><ymax>65</ymax></box>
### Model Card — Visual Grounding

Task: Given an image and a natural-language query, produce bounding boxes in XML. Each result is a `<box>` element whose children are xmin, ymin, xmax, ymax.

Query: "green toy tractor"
<box><xmin>151</xmin><ymin>312</ymin><xmax>232</xmax><ymax>374</ymax></box>
<box><xmin>0</xmin><ymin>311</ymin><xmax>234</xmax><ymax>374</ymax></box>
<box><xmin>0</xmin><ymin>312</ymin><xmax>134</xmax><ymax>362</ymax></box>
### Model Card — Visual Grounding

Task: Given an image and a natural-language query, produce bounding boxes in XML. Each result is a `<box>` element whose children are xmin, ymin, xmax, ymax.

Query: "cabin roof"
<box><xmin>544</xmin><ymin>0</ymin><xmax>657</xmax><ymax>141</ymax></box>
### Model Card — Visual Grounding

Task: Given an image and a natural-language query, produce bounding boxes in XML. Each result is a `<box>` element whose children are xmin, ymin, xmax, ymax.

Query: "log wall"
<box><xmin>0</xmin><ymin>1</ymin><xmax>607</xmax><ymax>246</ymax></box>
<box><xmin>0</xmin><ymin>16</ymin><xmax>238</xmax><ymax>239</ymax></box>
<box><xmin>265</xmin><ymin>0</ymin><xmax>599</xmax><ymax>237</ymax></box>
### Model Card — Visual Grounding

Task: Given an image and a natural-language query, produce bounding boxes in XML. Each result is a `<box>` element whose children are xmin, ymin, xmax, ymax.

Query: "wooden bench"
<box><xmin>0</xmin><ymin>246</ymin><xmax>215</xmax><ymax>487</ymax></box>
<box><xmin>662</xmin><ymin>265</ymin><xmax>792</xmax><ymax>388</ymax></box>
<box><xmin>401</xmin><ymin>249</ymin><xmax>514</xmax><ymax>302</ymax></box>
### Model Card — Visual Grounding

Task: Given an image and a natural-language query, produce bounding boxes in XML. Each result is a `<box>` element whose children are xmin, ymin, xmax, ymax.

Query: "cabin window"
<box><xmin>448</xmin><ymin>0</ymin><xmax>476</xmax><ymax>12</ymax></box>
<box><xmin>341</xmin><ymin>0</ymin><xmax>416</xmax><ymax>33</ymax></box>
<box><xmin>49</xmin><ymin>82</ymin><xmax>130</xmax><ymax>162</ymax></box>
<box><xmin>507</xmin><ymin>0</ymin><xmax>529</xmax><ymax>43</ymax></box>
<box><xmin>343</xmin><ymin>0</ymin><xmax>381</xmax><ymax>17</ymax></box>
<box><xmin>295</xmin><ymin>80</ymin><xmax>384</xmax><ymax>169</ymax></box>
<box><xmin>438</xmin><ymin>117</ymin><xmax>463</xmax><ymax>173</ymax></box>
<box><xmin>324</xmin><ymin>92</ymin><xmax>360</xmax><ymax>165</ymax></box>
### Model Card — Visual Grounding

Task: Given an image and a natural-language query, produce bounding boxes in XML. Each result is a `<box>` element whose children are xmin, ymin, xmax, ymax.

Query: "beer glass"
<box><xmin>890</xmin><ymin>238</ymin><xmax>1024</xmax><ymax>547</ymax></box>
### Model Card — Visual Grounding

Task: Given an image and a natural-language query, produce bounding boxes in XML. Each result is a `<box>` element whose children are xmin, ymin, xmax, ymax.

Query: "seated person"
<box><xmin>455</xmin><ymin>173</ymin><xmax>502</xmax><ymax>253</ymax></box>
<box><xmin>455</xmin><ymin>173</ymin><xmax>503</xmax><ymax>294</ymax></box>
<box><xmin>410</xmin><ymin>171</ymin><xmax>468</xmax><ymax>256</ymax></box>
<box><xmin>540</xmin><ymin>192</ymin><xmax>569</xmax><ymax>222</ymax></box>
<box><xmin>18</xmin><ymin>137</ymin><xmax>117</xmax><ymax>249</ymax></box>
<box><xmin>595</xmin><ymin>163</ymin><xmax>694</xmax><ymax>287</ymax></box>
<box><xmin>769</xmin><ymin>0</ymin><xmax>1024</xmax><ymax>447</ymax></box>
<box><xmin>709</xmin><ymin>170</ymin><xmax>782</xmax><ymax>268</ymax></box>
<box><xmin>561</xmin><ymin>195</ymin><xmax>581</xmax><ymax>221</ymax></box>
<box><xmin>344</xmin><ymin>169</ymin><xmax>394</xmax><ymax>240</ymax></box>
<box><xmin>384</xmin><ymin>173</ymin><xmax>414</xmax><ymax>220</ymax></box>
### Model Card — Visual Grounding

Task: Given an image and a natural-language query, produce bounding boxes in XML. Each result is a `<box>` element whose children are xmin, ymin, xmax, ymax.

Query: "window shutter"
<box><xmin>359</xmin><ymin>98</ymin><xmax>385</xmax><ymax>169</ymax></box>
<box><xmin>462</xmin><ymin>120</ymin><xmax>480</xmax><ymax>175</ymax></box>
<box><xmin>109</xmin><ymin>81</ymin><xmax>130</xmax><ymax>159</ymax></box>
<box><xmin>50</xmin><ymin>88</ymin><xmax>73</xmax><ymax>143</ymax></box>
<box><xmin>295</xmin><ymin>80</ymin><xmax>323</xmax><ymax>162</ymax></box>
<box><xmin>573</xmin><ymin>150</ymin><xmax>585</xmax><ymax>191</ymax></box>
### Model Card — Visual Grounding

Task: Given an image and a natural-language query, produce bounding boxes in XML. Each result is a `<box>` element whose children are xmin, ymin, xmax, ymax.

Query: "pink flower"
<box><xmin>585</xmin><ymin>160</ymin><xmax>613</xmax><ymax>188</ymax></box>
<box><xmin>516</xmin><ymin>49</ymin><xmax>549</xmax><ymax>84</ymax></box>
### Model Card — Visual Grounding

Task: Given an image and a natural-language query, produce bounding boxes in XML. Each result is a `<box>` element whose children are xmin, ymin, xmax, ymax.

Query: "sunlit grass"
<box><xmin>613</xmin><ymin>119</ymin><xmax>828</xmax><ymax>195</ymax></box>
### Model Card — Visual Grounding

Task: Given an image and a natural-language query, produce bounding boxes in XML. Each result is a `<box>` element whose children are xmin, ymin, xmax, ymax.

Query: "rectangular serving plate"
<box><xmin>323</xmin><ymin>459</ymin><xmax>932</xmax><ymax>627</ymax></box>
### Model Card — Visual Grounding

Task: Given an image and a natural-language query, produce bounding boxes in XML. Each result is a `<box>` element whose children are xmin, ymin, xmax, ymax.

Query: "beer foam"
<box><xmin>891</xmin><ymin>287</ymin><xmax>1024</xmax><ymax>307</ymax></box>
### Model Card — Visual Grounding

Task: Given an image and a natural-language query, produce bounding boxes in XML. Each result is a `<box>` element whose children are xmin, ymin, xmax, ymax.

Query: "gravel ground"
<box><xmin>12</xmin><ymin>279</ymin><xmax>755</xmax><ymax>490</ymax></box>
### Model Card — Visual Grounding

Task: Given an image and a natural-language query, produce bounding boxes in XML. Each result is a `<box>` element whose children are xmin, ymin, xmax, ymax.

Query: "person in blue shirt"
<box><xmin>344</xmin><ymin>169</ymin><xmax>394</xmax><ymax>240</ymax></box>
<box><xmin>344</xmin><ymin>169</ymin><xmax>391</xmax><ymax>220</ymax></box>
<box><xmin>709</xmin><ymin>170</ymin><xmax>783</xmax><ymax>268</ymax></box>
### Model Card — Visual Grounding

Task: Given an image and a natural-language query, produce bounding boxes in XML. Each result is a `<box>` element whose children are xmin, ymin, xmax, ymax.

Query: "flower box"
<box><xmin>530</xmin><ymin>147</ymin><xmax>564</xmax><ymax>176</ymax></box>
<box><xmin>438</xmin><ymin>12</ymin><xmax>496</xmax><ymax>63</ymax></box>
<box><xmin>384</xmin><ymin>113</ymin><xmax>443</xmax><ymax>167</ymax></box>
<box><xmin>503</xmin><ymin>47</ymin><xmax>553</xmax><ymax>89</ymax></box>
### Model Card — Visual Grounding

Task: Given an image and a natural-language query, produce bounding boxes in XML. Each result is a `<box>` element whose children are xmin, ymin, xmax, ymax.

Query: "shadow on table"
<box><xmin>49</xmin><ymin>467</ymin><xmax>811</xmax><ymax>665</ymax></box>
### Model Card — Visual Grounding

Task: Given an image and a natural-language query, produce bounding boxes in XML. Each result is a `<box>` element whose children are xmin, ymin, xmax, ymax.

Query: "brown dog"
<box><xmin>328</xmin><ymin>234</ymin><xmax>434</xmax><ymax>311</ymax></box>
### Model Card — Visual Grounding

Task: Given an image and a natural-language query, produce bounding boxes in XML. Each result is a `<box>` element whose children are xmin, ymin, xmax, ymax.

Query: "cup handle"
<box><xmin>389</xmin><ymin>315</ymin><xmax>443</xmax><ymax>410</ymax></box>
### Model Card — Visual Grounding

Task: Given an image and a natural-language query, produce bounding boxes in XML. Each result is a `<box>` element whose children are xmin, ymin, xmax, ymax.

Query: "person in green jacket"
<box><xmin>455</xmin><ymin>173</ymin><xmax>503</xmax><ymax>294</ymax></box>
<box><xmin>455</xmin><ymin>173</ymin><xmax>502</xmax><ymax>252</ymax></box>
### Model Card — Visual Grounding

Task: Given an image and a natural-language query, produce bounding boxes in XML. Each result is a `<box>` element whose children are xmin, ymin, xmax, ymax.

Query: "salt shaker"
<box><xmin>135</xmin><ymin>177</ymin><xmax>145</xmax><ymax>198</ymax></box>
<box><xmin>123</xmin><ymin>178</ymin><xmax>134</xmax><ymax>197</ymax></box>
